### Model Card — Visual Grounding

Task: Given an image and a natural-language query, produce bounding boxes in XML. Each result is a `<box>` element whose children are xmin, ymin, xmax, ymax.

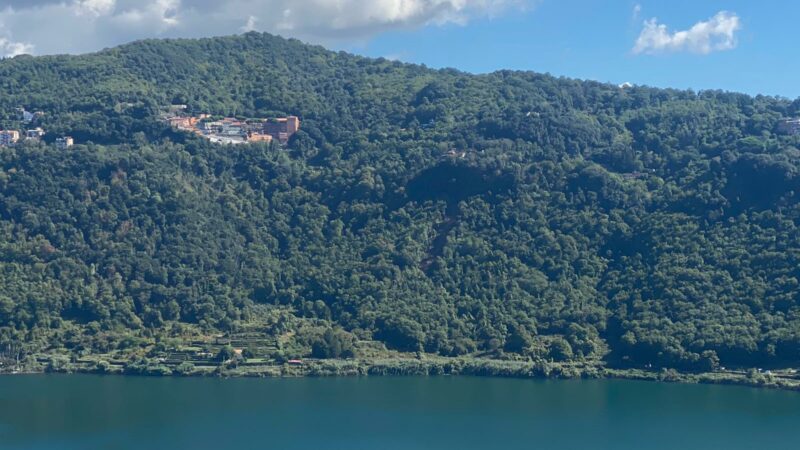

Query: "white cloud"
<box><xmin>0</xmin><ymin>37</ymin><xmax>34</xmax><ymax>57</ymax></box>
<box><xmin>632</xmin><ymin>3</ymin><xmax>641</xmax><ymax>21</ymax></box>
<box><xmin>633</xmin><ymin>11</ymin><xmax>741</xmax><ymax>55</ymax></box>
<box><xmin>113</xmin><ymin>0</ymin><xmax>180</xmax><ymax>28</ymax></box>
<box><xmin>0</xmin><ymin>0</ymin><xmax>531</xmax><ymax>55</ymax></box>
<box><xmin>241</xmin><ymin>15</ymin><xmax>259</xmax><ymax>32</ymax></box>
<box><xmin>74</xmin><ymin>0</ymin><xmax>116</xmax><ymax>17</ymax></box>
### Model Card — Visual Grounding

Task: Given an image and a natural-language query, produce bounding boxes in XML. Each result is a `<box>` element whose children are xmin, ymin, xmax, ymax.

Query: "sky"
<box><xmin>0</xmin><ymin>0</ymin><xmax>796</xmax><ymax>98</ymax></box>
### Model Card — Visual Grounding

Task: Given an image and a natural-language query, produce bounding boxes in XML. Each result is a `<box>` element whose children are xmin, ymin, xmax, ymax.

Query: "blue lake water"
<box><xmin>1</xmin><ymin>375</ymin><xmax>799</xmax><ymax>449</ymax></box>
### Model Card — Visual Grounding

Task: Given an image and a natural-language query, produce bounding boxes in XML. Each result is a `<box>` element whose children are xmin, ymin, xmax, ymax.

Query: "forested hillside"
<box><xmin>2</xmin><ymin>32</ymin><xmax>800</xmax><ymax>373</ymax></box>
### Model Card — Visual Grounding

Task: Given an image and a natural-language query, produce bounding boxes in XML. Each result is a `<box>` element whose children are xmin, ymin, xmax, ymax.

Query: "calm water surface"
<box><xmin>0</xmin><ymin>375</ymin><xmax>799</xmax><ymax>449</ymax></box>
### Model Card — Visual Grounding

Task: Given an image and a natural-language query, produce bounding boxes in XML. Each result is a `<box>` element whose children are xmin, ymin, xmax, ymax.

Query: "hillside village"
<box><xmin>0</xmin><ymin>107</ymin><xmax>74</xmax><ymax>149</ymax></box>
<box><xmin>1</xmin><ymin>105</ymin><xmax>302</xmax><ymax>149</ymax></box>
<box><xmin>163</xmin><ymin>105</ymin><xmax>301</xmax><ymax>145</ymax></box>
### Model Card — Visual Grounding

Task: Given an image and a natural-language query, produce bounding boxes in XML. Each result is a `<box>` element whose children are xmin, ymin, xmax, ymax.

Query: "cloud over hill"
<box><xmin>0</xmin><ymin>0</ymin><xmax>528</xmax><ymax>56</ymax></box>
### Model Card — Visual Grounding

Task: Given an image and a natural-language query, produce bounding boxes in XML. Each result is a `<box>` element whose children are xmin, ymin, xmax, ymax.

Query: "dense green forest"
<box><xmin>1</xmin><ymin>32</ymin><xmax>800</xmax><ymax>373</ymax></box>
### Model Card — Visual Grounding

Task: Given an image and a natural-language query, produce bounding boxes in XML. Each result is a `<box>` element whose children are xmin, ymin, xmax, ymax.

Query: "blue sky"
<box><xmin>349</xmin><ymin>1</ymin><xmax>797</xmax><ymax>98</ymax></box>
<box><xmin>1</xmin><ymin>1</ymin><xmax>795</xmax><ymax>98</ymax></box>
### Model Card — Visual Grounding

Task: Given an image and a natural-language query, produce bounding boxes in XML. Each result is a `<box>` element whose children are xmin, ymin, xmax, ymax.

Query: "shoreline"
<box><xmin>3</xmin><ymin>357</ymin><xmax>799</xmax><ymax>392</ymax></box>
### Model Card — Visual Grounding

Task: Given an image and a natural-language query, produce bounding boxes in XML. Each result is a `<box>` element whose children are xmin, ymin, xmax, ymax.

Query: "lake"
<box><xmin>1</xmin><ymin>375</ymin><xmax>799</xmax><ymax>449</ymax></box>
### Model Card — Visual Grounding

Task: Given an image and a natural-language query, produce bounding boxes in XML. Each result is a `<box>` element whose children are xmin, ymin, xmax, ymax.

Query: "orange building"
<box><xmin>263</xmin><ymin>116</ymin><xmax>301</xmax><ymax>143</ymax></box>
<box><xmin>168</xmin><ymin>117</ymin><xmax>199</xmax><ymax>130</ymax></box>
<box><xmin>287</xmin><ymin>116</ymin><xmax>300</xmax><ymax>134</ymax></box>
<box><xmin>248</xmin><ymin>133</ymin><xmax>273</xmax><ymax>143</ymax></box>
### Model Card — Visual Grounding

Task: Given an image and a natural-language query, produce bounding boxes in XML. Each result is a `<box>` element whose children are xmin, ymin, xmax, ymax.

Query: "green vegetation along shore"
<box><xmin>3</xmin><ymin>312</ymin><xmax>798</xmax><ymax>392</ymax></box>
<box><xmin>7</xmin><ymin>354</ymin><xmax>800</xmax><ymax>393</ymax></box>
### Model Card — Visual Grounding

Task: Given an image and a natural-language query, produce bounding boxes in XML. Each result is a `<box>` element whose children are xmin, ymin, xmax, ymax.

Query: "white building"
<box><xmin>56</xmin><ymin>136</ymin><xmax>74</xmax><ymax>150</ymax></box>
<box><xmin>25</xmin><ymin>128</ymin><xmax>45</xmax><ymax>140</ymax></box>
<box><xmin>778</xmin><ymin>118</ymin><xmax>800</xmax><ymax>135</ymax></box>
<box><xmin>17</xmin><ymin>108</ymin><xmax>42</xmax><ymax>124</ymax></box>
<box><xmin>0</xmin><ymin>130</ymin><xmax>20</xmax><ymax>147</ymax></box>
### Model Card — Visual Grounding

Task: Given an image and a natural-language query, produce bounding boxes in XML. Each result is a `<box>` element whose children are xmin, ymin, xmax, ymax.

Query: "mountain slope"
<box><xmin>1</xmin><ymin>32</ymin><xmax>800</xmax><ymax>372</ymax></box>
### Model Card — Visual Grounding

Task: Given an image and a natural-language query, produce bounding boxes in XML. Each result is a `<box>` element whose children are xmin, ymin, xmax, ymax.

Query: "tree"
<box><xmin>549</xmin><ymin>338</ymin><xmax>574</xmax><ymax>362</ymax></box>
<box><xmin>216</xmin><ymin>346</ymin><xmax>236</xmax><ymax>362</ymax></box>
<box><xmin>312</xmin><ymin>328</ymin><xmax>355</xmax><ymax>359</ymax></box>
